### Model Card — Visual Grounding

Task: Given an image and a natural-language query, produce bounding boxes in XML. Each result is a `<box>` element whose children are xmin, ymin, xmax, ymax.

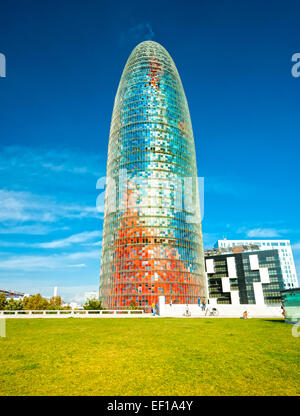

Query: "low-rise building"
<box><xmin>215</xmin><ymin>239</ymin><xmax>298</xmax><ymax>289</ymax></box>
<box><xmin>205</xmin><ymin>246</ymin><xmax>285</xmax><ymax>306</ymax></box>
<box><xmin>0</xmin><ymin>289</ymin><xmax>28</xmax><ymax>300</ymax></box>
<box><xmin>281</xmin><ymin>288</ymin><xmax>300</xmax><ymax>323</ymax></box>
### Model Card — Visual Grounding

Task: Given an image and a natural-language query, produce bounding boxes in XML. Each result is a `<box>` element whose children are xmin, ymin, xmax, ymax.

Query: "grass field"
<box><xmin>0</xmin><ymin>318</ymin><xmax>299</xmax><ymax>396</ymax></box>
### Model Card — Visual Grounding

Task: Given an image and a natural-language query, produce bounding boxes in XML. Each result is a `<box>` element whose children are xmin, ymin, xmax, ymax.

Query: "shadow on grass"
<box><xmin>263</xmin><ymin>319</ymin><xmax>285</xmax><ymax>324</ymax></box>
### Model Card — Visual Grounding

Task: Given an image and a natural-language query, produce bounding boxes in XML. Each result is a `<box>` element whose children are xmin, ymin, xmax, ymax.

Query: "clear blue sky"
<box><xmin>0</xmin><ymin>0</ymin><xmax>299</xmax><ymax>301</ymax></box>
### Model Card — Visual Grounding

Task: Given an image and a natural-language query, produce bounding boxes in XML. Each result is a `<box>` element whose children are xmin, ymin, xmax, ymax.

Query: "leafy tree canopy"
<box><xmin>128</xmin><ymin>300</ymin><xmax>138</xmax><ymax>310</ymax></box>
<box><xmin>48</xmin><ymin>296</ymin><xmax>63</xmax><ymax>310</ymax></box>
<box><xmin>0</xmin><ymin>293</ymin><xmax>70</xmax><ymax>311</ymax></box>
<box><xmin>5</xmin><ymin>298</ymin><xmax>24</xmax><ymax>310</ymax></box>
<box><xmin>0</xmin><ymin>293</ymin><xmax>7</xmax><ymax>310</ymax></box>
<box><xmin>83</xmin><ymin>298</ymin><xmax>104</xmax><ymax>310</ymax></box>
<box><xmin>23</xmin><ymin>293</ymin><xmax>50</xmax><ymax>310</ymax></box>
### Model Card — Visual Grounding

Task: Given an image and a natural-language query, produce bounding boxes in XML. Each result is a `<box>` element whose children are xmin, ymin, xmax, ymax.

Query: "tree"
<box><xmin>128</xmin><ymin>300</ymin><xmax>138</xmax><ymax>310</ymax></box>
<box><xmin>0</xmin><ymin>293</ymin><xmax>7</xmax><ymax>310</ymax></box>
<box><xmin>83</xmin><ymin>298</ymin><xmax>104</xmax><ymax>310</ymax></box>
<box><xmin>5</xmin><ymin>298</ymin><xmax>23</xmax><ymax>310</ymax></box>
<box><xmin>22</xmin><ymin>293</ymin><xmax>49</xmax><ymax>310</ymax></box>
<box><xmin>48</xmin><ymin>296</ymin><xmax>62</xmax><ymax>310</ymax></box>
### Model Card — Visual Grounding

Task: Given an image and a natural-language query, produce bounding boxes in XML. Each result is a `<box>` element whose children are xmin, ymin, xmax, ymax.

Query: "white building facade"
<box><xmin>215</xmin><ymin>239</ymin><xmax>298</xmax><ymax>289</ymax></box>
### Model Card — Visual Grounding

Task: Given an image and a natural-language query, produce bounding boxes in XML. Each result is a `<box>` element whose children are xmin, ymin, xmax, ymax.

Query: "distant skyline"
<box><xmin>0</xmin><ymin>0</ymin><xmax>299</xmax><ymax>301</ymax></box>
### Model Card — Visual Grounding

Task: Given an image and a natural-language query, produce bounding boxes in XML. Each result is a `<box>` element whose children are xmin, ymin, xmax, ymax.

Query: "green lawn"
<box><xmin>0</xmin><ymin>318</ymin><xmax>299</xmax><ymax>396</ymax></box>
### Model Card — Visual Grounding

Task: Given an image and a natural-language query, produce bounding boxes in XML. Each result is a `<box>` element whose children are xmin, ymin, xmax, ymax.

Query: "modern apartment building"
<box><xmin>215</xmin><ymin>239</ymin><xmax>298</xmax><ymax>289</ymax></box>
<box><xmin>205</xmin><ymin>247</ymin><xmax>285</xmax><ymax>305</ymax></box>
<box><xmin>99</xmin><ymin>41</ymin><xmax>206</xmax><ymax>308</ymax></box>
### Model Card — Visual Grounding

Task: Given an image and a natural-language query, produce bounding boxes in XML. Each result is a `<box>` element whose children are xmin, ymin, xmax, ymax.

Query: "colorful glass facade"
<box><xmin>99</xmin><ymin>41</ymin><xmax>206</xmax><ymax>309</ymax></box>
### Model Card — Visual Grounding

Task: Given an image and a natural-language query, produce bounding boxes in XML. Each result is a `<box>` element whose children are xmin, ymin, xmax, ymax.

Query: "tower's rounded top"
<box><xmin>130</xmin><ymin>40</ymin><xmax>169</xmax><ymax>55</ymax></box>
<box><xmin>116</xmin><ymin>39</ymin><xmax>186</xmax><ymax>110</ymax></box>
<box><xmin>134</xmin><ymin>40</ymin><xmax>165</xmax><ymax>48</ymax></box>
<box><xmin>124</xmin><ymin>40</ymin><xmax>176</xmax><ymax>78</ymax></box>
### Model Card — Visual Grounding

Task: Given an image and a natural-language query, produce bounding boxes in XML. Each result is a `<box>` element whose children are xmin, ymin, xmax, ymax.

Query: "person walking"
<box><xmin>201</xmin><ymin>299</ymin><xmax>206</xmax><ymax>312</ymax></box>
<box><xmin>281</xmin><ymin>302</ymin><xmax>285</xmax><ymax>318</ymax></box>
<box><xmin>151</xmin><ymin>302</ymin><xmax>155</xmax><ymax>316</ymax></box>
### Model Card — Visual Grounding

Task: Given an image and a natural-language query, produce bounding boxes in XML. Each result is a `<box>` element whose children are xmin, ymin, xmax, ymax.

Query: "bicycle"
<box><xmin>205</xmin><ymin>307</ymin><xmax>219</xmax><ymax>316</ymax></box>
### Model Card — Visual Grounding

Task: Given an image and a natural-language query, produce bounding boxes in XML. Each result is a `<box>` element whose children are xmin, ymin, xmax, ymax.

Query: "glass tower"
<box><xmin>99</xmin><ymin>41</ymin><xmax>206</xmax><ymax>309</ymax></box>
